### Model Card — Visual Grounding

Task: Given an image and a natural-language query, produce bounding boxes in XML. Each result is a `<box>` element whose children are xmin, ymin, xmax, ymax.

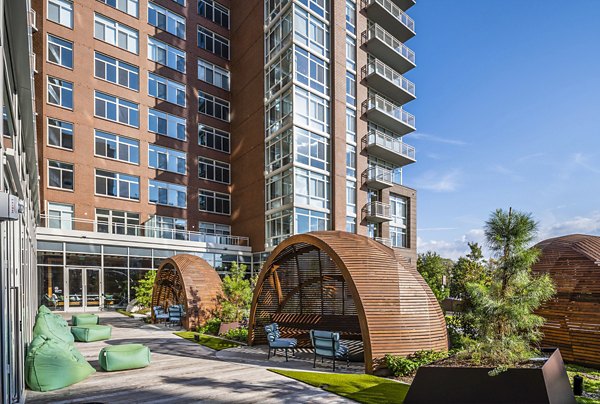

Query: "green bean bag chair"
<box><xmin>72</xmin><ymin>314</ymin><xmax>99</xmax><ymax>326</ymax></box>
<box><xmin>33</xmin><ymin>306</ymin><xmax>74</xmax><ymax>345</ymax></box>
<box><xmin>25</xmin><ymin>335</ymin><xmax>95</xmax><ymax>391</ymax></box>
<box><xmin>99</xmin><ymin>344</ymin><xmax>151</xmax><ymax>372</ymax></box>
<box><xmin>71</xmin><ymin>325</ymin><xmax>112</xmax><ymax>342</ymax></box>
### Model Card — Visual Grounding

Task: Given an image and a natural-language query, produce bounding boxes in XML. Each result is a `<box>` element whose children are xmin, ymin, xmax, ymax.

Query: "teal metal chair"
<box><xmin>309</xmin><ymin>329</ymin><xmax>349</xmax><ymax>372</ymax></box>
<box><xmin>264</xmin><ymin>323</ymin><xmax>297</xmax><ymax>361</ymax></box>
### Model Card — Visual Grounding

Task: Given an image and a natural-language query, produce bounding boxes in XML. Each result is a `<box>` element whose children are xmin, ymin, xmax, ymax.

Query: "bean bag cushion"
<box><xmin>71</xmin><ymin>325</ymin><xmax>112</xmax><ymax>342</ymax></box>
<box><xmin>99</xmin><ymin>344</ymin><xmax>151</xmax><ymax>372</ymax></box>
<box><xmin>33</xmin><ymin>306</ymin><xmax>74</xmax><ymax>345</ymax></box>
<box><xmin>72</xmin><ymin>314</ymin><xmax>99</xmax><ymax>326</ymax></box>
<box><xmin>25</xmin><ymin>335</ymin><xmax>95</xmax><ymax>391</ymax></box>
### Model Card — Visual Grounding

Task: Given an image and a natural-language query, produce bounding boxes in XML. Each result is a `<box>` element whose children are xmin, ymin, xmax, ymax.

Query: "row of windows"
<box><xmin>49</xmin><ymin>0</ymin><xmax>229</xmax><ymax>31</ymax></box>
<box><xmin>265</xmin><ymin>126</ymin><xmax>329</xmax><ymax>173</ymax></box>
<box><xmin>148</xmin><ymin>2</ymin><xmax>186</xmax><ymax>39</ymax></box>
<box><xmin>47</xmin><ymin>116</ymin><xmax>228</xmax><ymax>153</ymax></box>
<box><xmin>48</xmin><ymin>163</ymin><xmax>231</xmax><ymax>213</ymax></box>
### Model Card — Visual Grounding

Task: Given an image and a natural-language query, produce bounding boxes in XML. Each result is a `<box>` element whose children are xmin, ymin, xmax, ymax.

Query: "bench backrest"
<box><xmin>264</xmin><ymin>323</ymin><xmax>281</xmax><ymax>344</ymax></box>
<box><xmin>310</xmin><ymin>329</ymin><xmax>340</xmax><ymax>357</ymax></box>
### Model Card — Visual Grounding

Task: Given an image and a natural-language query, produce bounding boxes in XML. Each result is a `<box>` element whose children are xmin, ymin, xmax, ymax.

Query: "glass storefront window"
<box><xmin>129</xmin><ymin>269</ymin><xmax>152</xmax><ymax>303</ymax></box>
<box><xmin>66</xmin><ymin>253</ymin><xmax>101</xmax><ymax>266</ymax></box>
<box><xmin>104</xmin><ymin>268</ymin><xmax>128</xmax><ymax>309</ymax></box>
<box><xmin>40</xmin><ymin>266</ymin><xmax>65</xmax><ymax>311</ymax></box>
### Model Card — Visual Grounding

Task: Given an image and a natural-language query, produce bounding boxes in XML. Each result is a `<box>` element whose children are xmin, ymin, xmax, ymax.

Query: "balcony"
<box><xmin>361</xmin><ymin>0</ymin><xmax>415</xmax><ymax>43</ymax></box>
<box><xmin>39</xmin><ymin>215</ymin><xmax>250</xmax><ymax>248</ymax></box>
<box><xmin>362</xmin><ymin>202</ymin><xmax>392</xmax><ymax>223</ymax></box>
<box><xmin>391</xmin><ymin>0</ymin><xmax>416</xmax><ymax>11</ymax></box>
<box><xmin>362</xmin><ymin>130</ymin><xmax>416</xmax><ymax>167</ymax></box>
<box><xmin>362</xmin><ymin>94</ymin><xmax>416</xmax><ymax>135</ymax></box>
<box><xmin>361</xmin><ymin>24</ymin><xmax>416</xmax><ymax>74</ymax></box>
<box><xmin>362</xmin><ymin>166</ymin><xmax>393</xmax><ymax>190</ymax></box>
<box><xmin>362</xmin><ymin>59</ymin><xmax>416</xmax><ymax>106</ymax></box>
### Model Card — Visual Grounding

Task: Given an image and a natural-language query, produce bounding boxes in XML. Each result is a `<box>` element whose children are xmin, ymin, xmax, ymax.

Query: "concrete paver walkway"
<box><xmin>26</xmin><ymin>312</ymin><xmax>352</xmax><ymax>403</ymax></box>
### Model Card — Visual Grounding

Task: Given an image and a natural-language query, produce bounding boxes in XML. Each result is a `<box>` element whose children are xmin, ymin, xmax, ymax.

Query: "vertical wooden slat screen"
<box><xmin>151</xmin><ymin>254</ymin><xmax>223</xmax><ymax>330</ymax></box>
<box><xmin>248</xmin><ymin>231</ymin><xmax>448</xmax><ymax>373</ymax></box>
<box><xmin>532</xmin><ymin>235</ymin><xmax>600</xmax><ymax>367</ymax></box>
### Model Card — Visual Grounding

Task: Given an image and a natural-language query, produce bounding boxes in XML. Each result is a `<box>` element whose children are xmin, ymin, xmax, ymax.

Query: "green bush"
<box><xmin>385</xmin><ymin>350</ymin><xmax>448</xmax><ymax>377</ymax></box>
<box><xmin>197</xmin><ymin>318</ymin><xmax>222</xmax><ymax>335</ymax></box>
<box><xmin>223</xmin><ymin>327</ymin><xmax>248</xmax><ymax>342</ymax></box>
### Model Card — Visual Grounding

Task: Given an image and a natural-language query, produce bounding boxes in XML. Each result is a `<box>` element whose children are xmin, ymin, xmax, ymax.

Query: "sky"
<box><xmin>401</xmin><ymin>0</ymin><xmax>600</xmax><ymax>259</ymax></box>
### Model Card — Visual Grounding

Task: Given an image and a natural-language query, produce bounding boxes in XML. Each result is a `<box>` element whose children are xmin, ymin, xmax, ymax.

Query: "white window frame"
<box><xmin>295</xmin><ymin>128</ymin><xmax>329</xmax><ymax>171</ymax></box>
<box><xmin>94</xmin><ymin>130</ymin><xmax>140</xmax><ymax>164</ymax></box>
<box><xmin>94</xmin><ymin>52</ymin><xmax>139</xmax><ymax>91</ymax></box>
<box><xmin>294</xmin><ymin>87</ymin><xmax>329</xmax><ymax>134</ymax></box>
<box><xmin>47</xmin><ymin>76</ymin><xmax>73</xmax><ymax>110</ymax></box>
<box><xmin>148</xmin><ymin>36</ymin><xmax>186</xmax><ymax>73</ymax></box>
<box><xmin>148</xmin><ymin>144</ymin><xmax>186</xmax><ymax>174</ymax></box>
<box><xmin>198</xmin><ymin>221</ymin><xmax>231</xmax><ymax>235</ymax></box>
<box><xmin>94</xmin><ymin>91</ymin><xmax>140</xmax><ymax>127</ymax></box>
<box><xmin>198</xmin><ymin>0</ymin><xmax>230</xmax><ymax>29</ymax></box>
<box><xmin>48</xmin><ymin>160</ymin><xmax>74</xmax><ymax>191</ymax></box>
<box><xmin>197</xmin><ymin>59</ymin><xmax>230</xmax><ymax>91</ymax></box>
<box><xmin>197</xmin><ymin>27</ymin><xmax>230</xmax><ymax>59</ymax></box>
<box><xmin>95</xmin><ymin>169</ymin><xmax>140</xmax><ymax>200</ymax></box>
<box><xmin>94</xmin><ymin>13</ymin><xmax>139</xmax><ymax>54</ymax></box>
<box><xmin>98</xmin><ymin>0</ymin><xmax>139</xmax><ymax>18</ymax></box>
<box><xmin>148</xmin><ymin>2</ymin><xmax>186</xmax><ymax>39</ymax></box>
<box><xmin>295</xmin><ymin>167</ymin><xmax>329</xmax><ymax>210</ymax></box>
<box><xmin>198</xmin><ymin>124</ymin><xmax>230</xmax><ymax>153</ymax></box>
<box><xmin>47</xmin><ymin>118</ymin><xmax>73</xmax><ymax>150</ymax></box>
<box><xmin>149</xmin><ymin>180</ymin><xmax>187</xmax><ymax>208</ymax></box>
<box><xmin>198</xmin><ymin>92</ymin><xmax>230</xmax><ymax>122</ymax></box>
<box><xmin>294</xmin><ymin>7</ymin><xmax>329</xmax><ymax>58</ymax></box>
<box><xmin>47</xmin><ymin>34</ymin><xmax>73</xmax><ymax>69</ymax></box>
<box><xmin>47</xmin><ymin>0</ymin><xmax>73</xmax><ymax>28</ymax></box>
<box><xmin>148</xmin><ymin>108</ymin><xmax>186</xmax><ymax>141</ymax></box>
<box><xmin>198</xmin><ymin>157</ymin><xmax>230</xmax><ymax>184</ymax></box>
<box><xmin>198</xmin><ymin>189</ymin><xmax>230</xmax><ymax>215</ymax></box>
<box><xmin>47</xmin><ymin>202</ymin><xmax>74</xmax><ymax>230</ymax></box>
<box><xmin>148</xmin><ymin>73</ymin><xmax>186</xmax><ymax>107</ymax></box>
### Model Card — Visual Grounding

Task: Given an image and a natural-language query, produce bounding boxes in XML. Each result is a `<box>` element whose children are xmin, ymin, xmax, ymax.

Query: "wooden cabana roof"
<box><xmin>248</xmin><ymin>231</ymin><xmax>448</xmax><ymax>373</ymax></box>
<box><xmin>151</xmin><ymin>254</ymin><xmax>222</xmax><ymax>330</ymax></box>
<box><xmin>533</xmin><ymin>234</ymin><xmax>600</xmax><ymax>366</ymax></box>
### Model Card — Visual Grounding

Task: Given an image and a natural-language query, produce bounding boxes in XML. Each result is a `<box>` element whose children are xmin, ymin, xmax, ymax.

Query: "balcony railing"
<box><xmin>362</xmin><ymin>201</ymin><xmax>392</xmax><ymax>222</ymax></box>
<box><xmin>362</xmin><ymin>94</ymin><xmax>416</xmax><ymax>134</ymax></box>
<box><xmin>362</xmin><ymin>24</ymin><xmax>416</xmax><ymax>70</ymax></box>
<box><xmin>361</xmin><ymin>0</ymin><xmax>415</xmax><ymax>42</ymax></box>
<box><xmin>362</xmin><ymin>166</ymin><xmax>393</xmax><ymax>189</ymax></box>
<box><xmin>39</xmin><ymin>215</ymin><xmax>250</xmax><ymax>247</ymax></box>
<box><xmin>363</xmin><ymin>59</ymin><xmax>415</xmax><ymax>97</ymax></box>
<box><xmin>363</xmin><ymin>129</ymin><xmax>416</xmax><ymax>165</ymax></box>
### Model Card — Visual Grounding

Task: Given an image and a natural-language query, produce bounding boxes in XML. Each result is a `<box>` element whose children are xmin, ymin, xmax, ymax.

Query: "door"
<box><xmin>66</xmin><ymin>268</ymin><xmax>101</xmax><ymax>311</ymax></box>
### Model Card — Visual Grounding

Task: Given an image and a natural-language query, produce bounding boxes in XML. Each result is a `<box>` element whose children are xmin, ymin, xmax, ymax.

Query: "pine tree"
<box><xmin>459</xmin><ymin>208</ymin><xmax>555</xmax><ymax>373</ymax></box>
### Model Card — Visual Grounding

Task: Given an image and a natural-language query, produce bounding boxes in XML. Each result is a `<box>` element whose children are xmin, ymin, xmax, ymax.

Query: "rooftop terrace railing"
<box><xmin>39</xmin><ymin>215</ymin><xmax>250</xmax><ymax>247</ymax></box>
<box><xmin>361</xmin><ymin>0</ymin><xmax>415</xmax><ymax>33</ymax></box>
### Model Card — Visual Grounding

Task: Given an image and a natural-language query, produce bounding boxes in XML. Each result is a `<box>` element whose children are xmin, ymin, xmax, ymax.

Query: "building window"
<box><xmin>94</xmin><ymin>13</ymin><xmax>139</xmax><ymax>54</ymax></box>
<box><xmin>294</xmin><ymin>8</ymin><xmax>329</xmax><ymax>58</ymax></box>
<box><xmin>47</xmin><ymin>77</ymin><xmax>73</xmax><ymax>109</ymax></box>
<box><xmin>295</xmin><ymin>128</ymin><xmax>329</xmax><ymax>171</ymax></box>
<box><xmin>48</xmin><ymin>202</ymin><xmax>73</xmax><ymax>230</ymax></box>
<box><xmin>266</xmin><ymin>49</ymin><xmax>292</xmax><ymax>97</ymax></box>
<box><xmin>266</xmin><ymin>89</ymin><xmax>293</xmax><ymax>135</ymax></box>
<box><xmin>147</xmin><ymin>37</ymin><xmax>186</xmax><ymax>72</ymax></box>
<box><xmin>265</xmin><ymin>11</ymin><xmax>292</xmax><ymax>63</ymax></box>
<box><xmin>266</xmin><ymin>129</ymin><xmax>293</xmax><ymax>172</ymax></box>
<box><xmin>197</xmin><ymin>27</ymin><xmax>230</xmax><ymax>59</ymax></box>
<box><xmin>346</xmin><ymin>216</ymin><xmax>356</xmax><ymax>233</ymax></box>
<box><xmin>48</xmin><ymin>0</ymin><xmax>73</xmax><ymax>28</ymax></box>
<box><xmin>98</xmin><ymin>0</ymin><xmax>139</xmax><ymax>17</ymax></box>
<box><xmin>266</xmin><ymin>209</ymin><xmax>293</xmax><ymax>247</ymax></box>
<box><xmin>346</xmin><ymin>72</ymin><xmax>356</xmax><ymax>106</ymax></box>
<box><xmin>94</xmin><ymin>130</ymin><xmax>140</xmax><ymax>164</ymax></box>
<box><xmin>148</xmin><ymin>109</ymin><xmax>186</xmax><ymax>141</ymax></box>
<box><xmin>171</xmin><ymin>0</ymin><xmax>185</xmax><ymax>5</ymax></box>
<box><xmin>148</xmin><ymin>73</ymin><xmax>186</xmax><ymax>107</ymax></box>
<box><xmin>96</xmin><ymin>208</ymin><xmax>140</xmax><ymax>235</ymax></box>
<box><xmin>390</xmin><ymin>194</ymin><xmax>408</xmax><ymax>248</ymax></box>
<box><xmin>198</xmin><ymin>189</ymin><xmax>230</xmax><ymax>215</ymax></box>
<box><xmin>47</xmin><ymin>118</ymin><xmax>73</xmax><ymax>150</ymax></box>
<box><xmin>295</xmin><ymin>168</ymin><xmax>329</xmax><ymax>209</ymax></box>
<box><xmin>94</xmin><ymin>91</ymin><xmax>139</xmax><ymax>127</ymax></box>
<box><xmin>198</xmin><ymin>222</ymin><xmax>231</xmax><ymax>235</ymax></box>
<box><xmin>294</xmin><ymin>87</ymin><xmax>329</xmax><ymax>134</ymax></box>
<box><xmin>148</xmin><ymin>144</ymin><xmax>186</xmax><ymax>174</ymax></box>
<box><xmin>346</xmin><ymin>144</ymin><xmax>356</xmax><ymax>177</ymax></box>
<box><xmin>198</xmin><ymin>0</ymin><xmax>229</xmax><ymax>29</ymax></box>
<box><xmin>198</xmin><ymin>92</ymin><xmax>229</xmax><ymax>121</ymax></box>
<box><xmin>95</xmin><ymin>170</ymin><xmax>140</xmax><ymax>200</ymax></box>
<box><xmin>148</xmin><ymin>2</ymin><xmax>186</xmax><ymax>39</ymax></box>
<box><xmin>295</xmin><ymin>208</ymin><xmax>328</xmax><ymax>234</ymax></box>
<box><xmin>390</xmin><ymin>225</ymin><xmax>407</xmax><ymax>248</ymax></box>
<box><xmin>346</xmin><ymin>179</ymin><xmax>356</xmax><ymax>215</ymax></box>
<box><xmin>146</xmin><ymin>215</ymin><xmax>187</xmax><ymax>240</ymax></box>
<box><xmin>346</xmin><ymin>0</ymin><xmax>356</xmax><ymax>35</ymax></box>
<box><xmin>346</xmin><ymin>107</ymin><xmax>356</xmax><ymax>143</ymax></box>
<box><xmin>346</xmin><ymin>35</ymin><xmax>356</xmax><ymax>71</ymax></box>
<box><xmin>48</xmin><ymin>160</ymin><xmax>74</xmax><ymax>190</ymax></box>
<box><xmin>266</xmin><ymin>169</ymin><xmax>293</xmax><ymax>210</ymax></box>
<box><xmin>198</xmin><ymin>124</ymin><xmax>230</xmax><ymax>153</ymax></box>
<box><xmin>47</xmin><ymin>35</ymin><xmax>73</xmax><ymax>68</ymax></box>
<box><xmin>149</xmin><ymin>180</ymin><xmax>187</xmax><ymax>208</ymax></box>
<box><xmin>197</xmin><ymin>59</ymin><xmax>230</xmax><ymax>91</ymax></box>
<box><xmin>94</xmin><ymin>52</ymin><xmax>139</xmax><ymax>91</ymax></box>
<box><xmin>294</xmin><ymin>47</ymin><xmax>328</xmax><ymax>96</ymax></box>
<box><xmin>198</xmin><ymin>157</ymin><xmax>230</xmax><ymax>184</ymax></box>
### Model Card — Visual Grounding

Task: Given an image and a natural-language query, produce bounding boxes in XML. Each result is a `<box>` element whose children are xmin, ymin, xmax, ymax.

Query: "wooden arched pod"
<box><xmin>248</xmin><ymin>231</ymin><xmax>448</xmax><ymax>374</ymax></box>
<box><xmin>532</xmin><ymin>234</ymin><xmax>600</xmax><ymax>367</ymax></box>
<box><xmin>151</xmin><ymin>254</ymin><xmax>223</xmax><ymax>330</ymax></box>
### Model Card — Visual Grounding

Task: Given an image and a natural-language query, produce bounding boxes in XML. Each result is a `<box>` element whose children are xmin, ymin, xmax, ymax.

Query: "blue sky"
<box><xmin>402</xmin><ymin>0</ymin><xmax>600</xmax><ymax>259</ymax></box>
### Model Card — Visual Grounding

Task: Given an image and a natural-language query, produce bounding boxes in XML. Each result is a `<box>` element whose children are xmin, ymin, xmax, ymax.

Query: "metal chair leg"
<box><xmin>285</xmin><ymin>348</ymin><xmax>288</xmax><ymax>362</ymax></box>
<box><xmin>267</xmin><ymin>347</ymin><xmax>271</xmax><ymax>360</ymax></box>
<box><xmin>333</xmin><ymin>356</ymin><xmax>336</xmax><ymax>372</ymax></box>
<box><xmin>313</xmin><ymin>352</ymin><xmax>317</xmax><ymax>368</ymax></box>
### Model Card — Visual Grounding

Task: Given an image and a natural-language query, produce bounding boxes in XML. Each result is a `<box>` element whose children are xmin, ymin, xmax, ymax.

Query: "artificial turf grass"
<box><xmin>566</xmin><ymin>364</ymin><xmax>600</xmax><ymax>404</ymax></box>
<box><xmin>268</xmin><ymin>368</ymin><xmax>410</xmax><ymax>404</ymax></box>
<box><xmin>174</xmin><ymin>332</ymin><xmax>241</xmax><ymax>351</ymax></box>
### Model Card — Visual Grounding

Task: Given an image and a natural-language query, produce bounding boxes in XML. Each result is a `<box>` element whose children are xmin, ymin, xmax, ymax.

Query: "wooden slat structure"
<box><xmin>532</xmin><ymin>234</ymin><xmax>600</xmax><ymax>367</ymax></box>
<box><xmin>151</xmin><ymin>254</ymin><xmax>223</xmax><ymax>330</ymax></box>
<box><xmin>248</xmin><ymin>231</ymin><xmax>448</xmax><ymax>373</ymax></box>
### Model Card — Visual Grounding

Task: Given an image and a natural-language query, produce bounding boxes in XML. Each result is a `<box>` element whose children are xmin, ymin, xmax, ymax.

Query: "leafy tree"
<box><xmin>217</xmin><ymin>262</ymin><xmax>255</xmax><ymax>323</ymax></box>
<box><xmin>459</xmin><ymin>208</ymin><xmax>555</xmax><ymax>373</ymax></box>
<box><xmin>417</xmin><ymin>251</ymin><xmax>453</xmax><ymax>303</ymax></box>
<box><xmin>133</xmin><ymin>270</ymin><xmax>156</xmax><ymax>308</ymax></box>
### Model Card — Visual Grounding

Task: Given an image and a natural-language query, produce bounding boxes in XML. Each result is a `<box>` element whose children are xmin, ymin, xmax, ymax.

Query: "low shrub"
<box><xmin>197</xmin><ymin>318</ymin><xmax>222</xmax><ymax>335</ymax></box>
<box><xmin>386</xmin><ymin>350</ymin><xmax>448</xmax><ymax>377</ymax></box>
<box><xmin>223</xmin><ymin>327</ymin><xmax>248</xmax><ymax>342</ymax></box>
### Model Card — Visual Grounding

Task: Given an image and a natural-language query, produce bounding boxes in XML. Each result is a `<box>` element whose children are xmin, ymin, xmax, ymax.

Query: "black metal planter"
<box><xmin>404</xmin><ymin>349</ymin><xmax>575</xmax><ymax>404</ymax></box>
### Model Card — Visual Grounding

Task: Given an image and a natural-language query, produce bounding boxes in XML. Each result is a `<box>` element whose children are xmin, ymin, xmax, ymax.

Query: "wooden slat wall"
<box><xmin>248</xmin><ymin>231</ymin><xmax>448</xmax><ymax>373</ymax></box>
<box><xmin>532</xmin><ymin>235</ymin><xmax>600</xmax><ymax>367</ymax></box>
<box><xmin>151</xmin><ymin>254</ymin><xmax>223</xmax><ymax>330</ymax></box>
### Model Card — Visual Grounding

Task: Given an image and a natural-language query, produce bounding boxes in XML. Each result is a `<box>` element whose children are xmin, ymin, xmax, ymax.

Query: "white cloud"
<box><xmin>572</xmin><ymin>153</ymin><xmax>600</xmax><ymax>174</ymax></box>
<box><xmin>539</xmin><ymin>211</ymin><xmax>600</xmax><ymax>240</ymax></box>
<box><xmin>417</xmin><ymin>229</ymin><xmax>486</xmax><ymax>260</ymax></box>
<box><xmin>413</xmin><ymin>169</ymin><xmax>461</xmax><ymax>192</ymax></box>
<box><xmin>411</xmin><ymin>132</ymin><xmax>467</xmax><ymax>146</ymax></box>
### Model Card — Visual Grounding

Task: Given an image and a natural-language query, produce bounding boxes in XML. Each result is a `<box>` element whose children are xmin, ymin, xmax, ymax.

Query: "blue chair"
<box><xmin>153</xmin><ymin>306</ymin><xmax>169</xmax><ymax>325</ymax></box>
<box><xmin>310</xmin><ymin>329</ymin><xmax>350</xmax><ymax>372</ymax></box>
<box><xmin>264</xmin><ymin>323</ymin><xmax>297</xmax><ymax>361</ymax></box>
<box><xmin>168</xmin><ymin>305</ymin><xmax>183</xmax><ymax>326</ymax></box>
